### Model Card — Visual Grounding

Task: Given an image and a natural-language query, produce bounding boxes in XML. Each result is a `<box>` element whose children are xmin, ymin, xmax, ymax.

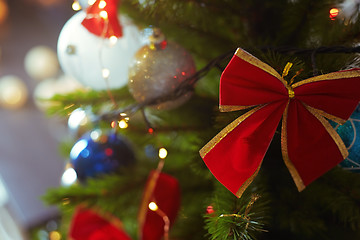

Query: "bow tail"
<box><xmin>282</xmin><ymin>100</ymin><xmax>348</xmax><ymax>191</ymax></box>
<box><xmin>200</xmin><ymin>101</ymin><xmax>286</xmax><ymax>197</ymax></box>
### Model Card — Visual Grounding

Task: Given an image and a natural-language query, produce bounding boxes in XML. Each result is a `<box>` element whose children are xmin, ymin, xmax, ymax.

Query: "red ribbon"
<box><xmin>200</xmin><ymin>48</ymin><xmax>360</xmax><ymax>197</ymax></box>
<box><xmin>82</xmin><ymin>0</ymin><xmax>123</xmax><ymax>38</ymax></box>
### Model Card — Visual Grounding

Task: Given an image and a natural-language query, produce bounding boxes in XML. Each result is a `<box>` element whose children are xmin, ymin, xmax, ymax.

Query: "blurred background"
<box><xmin>0</xmin><ymin>0</ymin><xmax>74</xmax><ymax>238</ymax></box>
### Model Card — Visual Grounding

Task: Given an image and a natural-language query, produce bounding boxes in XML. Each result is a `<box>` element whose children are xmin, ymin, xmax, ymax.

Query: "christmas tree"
<box><xmin>39</xmin><ymin>0</ymin><xmax>360</xmax><ymax>239</ymax></box>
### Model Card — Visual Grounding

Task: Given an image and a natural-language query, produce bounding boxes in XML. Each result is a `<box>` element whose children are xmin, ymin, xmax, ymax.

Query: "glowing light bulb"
<box><xmin>100</xmin><ymin>10</ymin><xmax>108</xmax><ymax>19</ymax></box>
<box><xmin>159</xmin><ymin>147</ymin><xmax>168</xmax><ymax>159</ymax></box>
<box><xmin>149</xmin><ymin>202</ymin><xmax>158</xmax><ymax>211</ymax></box>
<box><xmin>72</xmin><ymin>1</ymin><xmax>81</xmax><ymax>11</ymax></box>
<box><xmin>109</xmin><ymin>35</ymin><xmax>118</xmax><ymax>46</ymax></box>
<box><xmin>88</xmin><ymin>0</ymin><xmax>96</xmax><ymax>5</ymax></box>
<box><xmin>118</xmin><ymin>119</ymin><xmax>128</xmax><ymax>129</ymax></box>
<box><xmin>102</xmin><ymin>68</ymin><xmax>110</xmax><ymax>79</ymax></box>
<box><xmin>98</xmin><ymin>0</ymin><xmax>107</xmax><ymax>9</ymax></box>
<box><xmin>329</xmin><ymin>8</ymin><xmax>339</xmax><ymax>20</ymax></box>
<box><xmin>61</xmin><ymin>168</ymin><xmax>77</xmax><ymax>186</ymax></box>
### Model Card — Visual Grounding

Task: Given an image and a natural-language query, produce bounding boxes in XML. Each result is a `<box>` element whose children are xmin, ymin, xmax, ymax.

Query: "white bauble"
<box><xmin>24</xmin><ymin>46</ymin><xmax>59</xmax><ymax>81</ymax></box>
<box><xmin>57</xmin><ymin>11</ymin><xmax>143</xmax><ymax>90</ymax></box>
<box><xmin>0</xmin><ymin>75</ymin><xmax>28</xmax><ymax>109</ymax></box>
<box><xmin>33</xmin><ymin>75</ymin><xmax>84</xmax><ymax>111</ymax></box>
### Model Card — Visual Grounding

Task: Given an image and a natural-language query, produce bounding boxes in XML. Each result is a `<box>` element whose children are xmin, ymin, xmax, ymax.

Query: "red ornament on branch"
<box><xmin>82</xmin><ymin>0</ymin><xmax>123</xmax><ymax>38</ymax></box>
<box><xmin>69</xmin><ymin>206</ymin><xmax>131</xmax><ymax>240</ymax></box>
<box><xmin>138</xmin><ymin>170</ymin><xmax>181</xmax><ymax>240</ymax></box>
<box><xmin>200</xmin><ymin>48</ymin><xmax>360</xmax><ymax>197</ymax></box>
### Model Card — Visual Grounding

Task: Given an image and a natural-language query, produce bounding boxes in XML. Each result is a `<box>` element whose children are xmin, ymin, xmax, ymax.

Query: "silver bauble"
<box><xmin>128</xmin><ymin>37</ymin><xmax>196</xmax><ymax>110</ymax></box>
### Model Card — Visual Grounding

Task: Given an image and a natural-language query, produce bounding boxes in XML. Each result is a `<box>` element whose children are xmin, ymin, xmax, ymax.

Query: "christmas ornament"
<box><xmin>68</xmin><ymin>108</ymin><xmax>93</xmax><ymax>137</ymax></box>
<box><xmin>0</xmin><ymin>75</ymin><xmax>28</xmax><ymax>109</ymax></box>
<box><xmin>200</xmin><ymin>48</ymin><xmax>360</xmax><ymax>198</ymax></box>
<box><xmin>33</xmin><ymin>75</ymin><xmax>83</xmax><ymax>111</ymax></box>
<box><xmin>69</xmin><ymin>129</ymin><xmax>135</xmax><ymax>182</ymax></box>
<box><xmin>24</xmin><ymin>46</ymin><xmax>59</xmax><ymax>81</ymax></box>
<box><xmin>61</xmin><ymin>163</ymin><xmax>78</xmax><ymax>186</ymax></box>
<box><xmin>57</xmin><ymin>11</ymin><xmax>142</xmax><ymax>90</ymax></box>
<box><xmin>138</xmin><ymin>170</ymin><xmax>181</xmax><ymax>240</ymax></box>
<box><xmin>82</xmin><ymin>0</ymin><xmax>123</xmax><ymax>38</ymax></box>
<box><xmin>334</xmin><ymin>106</ymin><xmax>360</xmax><ymax>172</ymax></box>
<box><xmin>69</xmin><ymin>206</ymin><xmax>131</xmax><ymax>240</ymax></box>
<box><xmin>128</xmin><ymin>29</ymin><xmax>196</xmax><ymax>110</ymax></box>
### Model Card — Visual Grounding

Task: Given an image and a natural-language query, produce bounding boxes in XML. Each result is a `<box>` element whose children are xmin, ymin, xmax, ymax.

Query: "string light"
<box><xmin>98</xmin><ymin>0</ymin><xmax>107</xmax><ymax>9</ymax></box>
<box><xmin>109</xmin><ymin>35</ymin><xmax>118</xmax><ymax>46</ymax></box>
<box><xmin>159</xmin><ymin>148</ymin><xmax>168</xmax><ymax>159</ymax></box>
<box><xmin>72</xmin><ymin>1</ymin><xmax>81</xmax><ymax>11</ymax></box>
<box><xmin>148</xmin><ymin>201</ymin><xmax>170</xmax><ymax>240</ymax></box>
<box><xmin>102</xmin><ymin>68</ymin><xmax>110</xmax><ymax>79</ymax></box>
<box><xmin>49</xmin><ymin>231</ymin><xmax>61</xmax><ymax>240</ymax></box>
<box><xmin>329</xmin><ymin>8</ymin><xmax>339</xmax><ymax>20</ymax></box>
<box><xmin>118</xmin><ymin>119</ymin><xmax>128</xmax><ymax>129</ymax></box>
<box><xmin>148</xmin><ymin>202</ymin><xmax>158</xmax><ymax>211</ymax></box>
<box><xmin>100</xmin><ymin>10</ymin><xmax>108</xmax><ymax>19</ymax></box>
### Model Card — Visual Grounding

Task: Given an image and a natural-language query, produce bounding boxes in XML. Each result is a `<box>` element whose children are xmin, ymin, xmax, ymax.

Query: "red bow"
<box><xmin>82</xmin><ymin>0</ymin><xmax>123</xmax><ymax>38</ymax></box>
<box><xmin>200</xmin><ymin>48</ymin><xmax>360</xmax><ymax>197</ymax></box>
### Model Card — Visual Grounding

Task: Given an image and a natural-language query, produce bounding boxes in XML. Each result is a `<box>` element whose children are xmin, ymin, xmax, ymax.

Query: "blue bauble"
<box><xmin>70</xmin><ymin>129</ymin><xmax>135</xmax><ymax>182</ymax></box>
<box><xmin>334</xmin><ymin>107</ymin><xmax>360</xmax><ymax>172</ymax></box>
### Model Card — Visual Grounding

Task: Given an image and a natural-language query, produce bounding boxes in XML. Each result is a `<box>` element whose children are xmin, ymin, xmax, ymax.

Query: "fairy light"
<box><xmin>98</xmin><ymin>0</ymin><xmax>107</xmax><ymax>9</ymax></box>
<box><xmin>72</xmin><ymin>1</ymin><xmax>81</xmax><ymax>11</ymax></box>
<box><xmin>329</xmin><ymin>8</ymin><xmax>339</xmax><ymax>20</ymax></box>
<box><xmin>159</xmin><ymin>148</ymin><xmax>168</xmax><ymax>159</ymax></box>
<box><xmin>102</xmin><ymin>68</ymin><xmax>110</xmax><ymax>79</ymax></box>
<box><xmin>100</xmin><ymin>10</ymin><xmax>108</xmax><ymax>19</ymax></box>
<box><xmin>148</xmin><ymin>202</ymin><xmax>158</xmax><ymax>211</ymax></box>
<box><xmin>148</xmin><ymin>201</ymin><xmax>170</xmax><ymax>240</ymax></box>
<box><xmin>49</xmin><ymin>231</ymin><xmax>61</xmax><ymax>240</ymax></box>
<box><xmin>109</xmin><ymin>35</ymin><xmax>118</xmax><ymax>46</ymax></box>
<box><xmin>118</xmin><ymin>119</ymin><xmax>128</xmax><ymax>129</ymax></box>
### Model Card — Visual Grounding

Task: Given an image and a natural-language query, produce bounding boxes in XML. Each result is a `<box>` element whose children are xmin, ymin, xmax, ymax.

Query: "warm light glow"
<box><xmin>88</xmin><ymin>0</ymin><xmax>96</xmax><ymax>5</ymax></box>
<box><xmin>102</xmin><ymin>68</ymin><xmax>110</xmax><ymax>79</ymax></box>
<box><xmin>109</xmin><ymin>35</ymin><xmax>118</xmax><ymax>46</ymax></box>
<box><xmin>329</xmin><ymin>8</ymin><xmax>339</xmax><ymax>20</ymax></box>
<box><xmin>61</xmin><ymin>168</ymin><xmax>77</xmax><ymax>186</ymax></box>
<box><xmin>120</xmin><ymin>112</ymin><xmax>127</xmax><ymax>117</ymax></box>
<box><xmin>100</xmin><ymin>10</ymin><xmax>108</xmax><ymax>19</ymax></box>
<box><xmin>49</xmin><ymin>231</ymin><xmax>61</xmax><ymax>240</ymax></box>
<box><xmin>72</xmin><ymin>1</ymin><xmax>81</xmax><ymax>11</ymax></box>
<box><xmin>0</xmin><ymin>75</ymin><xmax>28</xmax><ymax>109</ymax></box>
<box><xmin>149</xmin><ymin>202</ymin><xmax>159</xmax><ymax>211</ymax></box>
<box><xmin>118</xmin><ymin>119</ymin><xmax>128</xmax><ymax>129</ymax></box>
<box><xmin>98</xmin><ymin>0</ymin><xmax>107</xmax><ymax>9</ymax></box>
<box><xmin>159</xmin><ymin>147</ymin><xmax>168</xmax><ymax>159</ymax></box>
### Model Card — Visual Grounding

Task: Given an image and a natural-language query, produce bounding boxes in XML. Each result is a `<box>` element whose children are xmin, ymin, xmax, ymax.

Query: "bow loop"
<box><xmin>201</xmin><ymin>48</ymin><xmax>360</xmax><ymax>197</ymax></box>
